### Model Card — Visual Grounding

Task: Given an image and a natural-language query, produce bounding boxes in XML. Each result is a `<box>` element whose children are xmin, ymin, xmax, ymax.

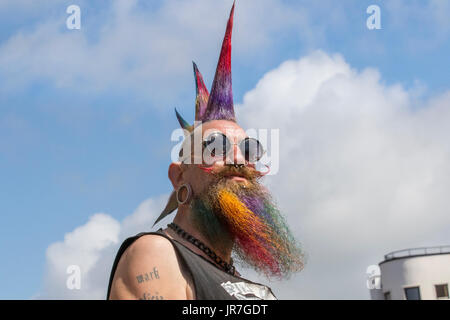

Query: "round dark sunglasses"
<box><xmin>202</xmin><ymin>131</ymin><xmax>265</xmax><ymax>163</ymax></box>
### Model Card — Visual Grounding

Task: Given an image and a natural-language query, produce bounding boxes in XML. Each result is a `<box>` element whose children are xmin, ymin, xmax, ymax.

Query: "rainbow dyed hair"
<box><xmin>192</xmin><ymin>179</ymin><xmax>304</xmax><ymax>279</ymax></box>
<box><xmin>176</xmin><ymin>1</ymin><xmax>236</xmax><ymax>131</ymax></box>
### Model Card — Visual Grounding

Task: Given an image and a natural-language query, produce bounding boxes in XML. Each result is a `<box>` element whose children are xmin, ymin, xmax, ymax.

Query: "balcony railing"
<box><xmin>384</xmin><ymin>245</ymin><xmax>450</xmax><ymax>261</ymax></box>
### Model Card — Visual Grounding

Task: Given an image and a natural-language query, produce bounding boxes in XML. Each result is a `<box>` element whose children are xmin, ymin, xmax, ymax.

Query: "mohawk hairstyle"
<box><xmin>155</xmin><ymin>1</ymin><xmax>238</xmax><ymax>226</ymax></box>
<box><xmin>175</xmin><ymin>1</ymin><xmax>236</xmax><ymax>132</ymax></box>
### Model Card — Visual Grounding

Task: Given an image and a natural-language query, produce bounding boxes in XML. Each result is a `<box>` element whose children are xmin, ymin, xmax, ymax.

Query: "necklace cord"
<box><xmin>167</xmin><ymin>222</ymin><xmax>236</xmax><ymax>276</ymax></box>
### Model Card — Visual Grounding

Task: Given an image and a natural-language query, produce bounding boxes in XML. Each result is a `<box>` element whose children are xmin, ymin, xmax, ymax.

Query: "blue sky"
<box><xmin>1</xmin><ymin>0</ymin><xmax>449</xmax><ymax>299</ymax></box>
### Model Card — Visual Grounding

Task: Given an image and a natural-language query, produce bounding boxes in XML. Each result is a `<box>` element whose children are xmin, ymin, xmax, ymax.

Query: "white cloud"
<box><xmin>36</xmin><ymin>196</ymin><xmax>167</xmax><ymax>299</ymax></box>
<box><xmin>37</xmin><ymin>213</ymin><xmax>120</xmax><ymax>299</ymax></box>
<box><xmin>2</xmin><ymin>0</ymin><xmax>448</xmax><ymax>100</ymax></box>
<box><xmin>0</xmin><ymin>0</ymin><xmax>309</xmax><ymax>102</ymax></box>
<box><xmin>237</xmin><ymin>50</ymin><xmax>450</xmax><ymax>299</ymax></box>
<box><xmin>36</xmin><ymin>51</ymin><xmax>450</xmax><ymax>299</ymax></box>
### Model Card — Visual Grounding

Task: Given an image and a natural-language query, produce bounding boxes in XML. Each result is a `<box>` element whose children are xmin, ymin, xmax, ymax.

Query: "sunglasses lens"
<box><xmin>203</xmin><ymin>132</ymin><xmax>230</xmax><ymax>158</ymax></box>
<box><xmin>241</xmin><ymin>138</ymin><xmax>264</xmax><ymax>163</ymax></box>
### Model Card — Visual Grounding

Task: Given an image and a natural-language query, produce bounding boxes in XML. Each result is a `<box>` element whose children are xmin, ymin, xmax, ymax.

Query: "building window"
<box><xmin>383</xmin><ymin>291</ymin><xmax>391</xmax><ymax>300</ymax></box>
<box><xmin>435</xmin><ymin>284</ymin><xmax>449</xmax><ymax>299</ymax></box>
<box><xmin>404</xmin><ymin>286</ymin><xmax>421</xmax><ymax>300</ymax></box>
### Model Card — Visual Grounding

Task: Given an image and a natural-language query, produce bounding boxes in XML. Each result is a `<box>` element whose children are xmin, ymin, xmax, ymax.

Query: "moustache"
<box><xmin>207</xmin><ymin>164</ymin><xmax>264</xmax><ymax>182</ymax></box>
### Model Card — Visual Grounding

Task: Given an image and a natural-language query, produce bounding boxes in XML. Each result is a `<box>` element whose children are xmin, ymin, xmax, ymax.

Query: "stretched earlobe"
<box><xmin>168</xmin><ymin>162</ymin><xmax>184</xmax><ymax>190</ymax></box>
<box><xmin>176</xmin><ymin>183</ymin><xmax>192</xmax><ymax>205</ymax></box>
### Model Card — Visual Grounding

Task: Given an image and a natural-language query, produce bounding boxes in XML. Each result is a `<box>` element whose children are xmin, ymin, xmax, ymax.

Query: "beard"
<box><xmin>190</xmin><ymin>165</ymin><xmax>304</xmax><ymax>279</ymax></box>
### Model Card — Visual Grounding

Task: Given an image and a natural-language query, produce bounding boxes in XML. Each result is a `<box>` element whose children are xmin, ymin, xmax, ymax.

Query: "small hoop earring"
<box><xmin>176</xmin><ymin>183</ymin><xmax>192</xmax><ymax>205</ymax></box>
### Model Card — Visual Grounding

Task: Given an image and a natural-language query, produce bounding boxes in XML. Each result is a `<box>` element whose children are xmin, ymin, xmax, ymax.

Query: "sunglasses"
<box><xmin>202</xmin><ymin>131</ymin><xmax>265</xmax><ymax>163</ymax></box>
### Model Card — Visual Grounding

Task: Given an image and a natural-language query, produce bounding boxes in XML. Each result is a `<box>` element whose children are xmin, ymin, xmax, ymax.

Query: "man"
<box><xmin>107</xmin><ymin>2</ymin><xmax>304</xmax><ymax>300</ymax></box>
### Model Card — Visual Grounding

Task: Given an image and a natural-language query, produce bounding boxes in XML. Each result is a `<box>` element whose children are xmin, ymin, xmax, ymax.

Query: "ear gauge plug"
<box><xmin>176</xmin><ymin>183</ymin><xmax>193</xmax><ymax>205</ymax></box>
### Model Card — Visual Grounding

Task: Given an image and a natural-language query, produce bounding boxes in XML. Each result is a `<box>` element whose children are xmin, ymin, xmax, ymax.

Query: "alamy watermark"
<box><xmin>66</xmin><ymin>5</ymin><xmax>81</xmax><ymax>30</ymax></box>
<box><xmin>366</xmin><ymin>265</ymin><xmax>381</xmax><ymax>289</ymax></box>
<box><xmin>366</xmin><ymin>4</ymin><xmax>381</xmax><ymax>30</ymax></box>
<box><xmin>64</xmin><ymin>4</ymin><xmax>380</xmax><ymax>32</ymax></box>
<box><xmin>66</xmin><ymin>265</ymin><xmax>81</xmax><ymax>290</ymax></box>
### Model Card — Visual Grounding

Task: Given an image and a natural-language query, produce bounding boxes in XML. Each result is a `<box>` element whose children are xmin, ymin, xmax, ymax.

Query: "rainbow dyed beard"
<box><xmin>190</xmin><ymin>172</ymin><xmax>304</xmax><ymax>279</ymax></box>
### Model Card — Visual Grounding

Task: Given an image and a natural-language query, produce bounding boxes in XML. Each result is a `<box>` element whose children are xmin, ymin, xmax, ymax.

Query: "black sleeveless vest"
<box><xmin>106</xmin><ymin>229</ymin><xmax>277</xmax><ymax>300</ymax></box>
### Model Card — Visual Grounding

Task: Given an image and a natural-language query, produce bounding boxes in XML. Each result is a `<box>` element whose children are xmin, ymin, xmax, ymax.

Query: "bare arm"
<box><xmin>108</xmin><ymin>235</ymin><xmax>189</xmax><ymax>300</ymax></box>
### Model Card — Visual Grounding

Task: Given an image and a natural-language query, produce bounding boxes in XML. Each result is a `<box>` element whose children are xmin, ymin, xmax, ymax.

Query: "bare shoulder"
<box><xmin>108</xmin><ymin>234</ymin><xmax>188</xmax><ymax>300</ymax></box>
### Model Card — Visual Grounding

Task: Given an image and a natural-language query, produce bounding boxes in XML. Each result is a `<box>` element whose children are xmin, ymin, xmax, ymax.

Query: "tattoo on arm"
<box><xmin>135</xmin><ymin>267</ymin><xmax>163</xmax><ymax>300</ymax></box>
<box><xmin>136</xmin><ymin>267</ymin><xmax>161</xmax><ymax>284</ymax></box>
<box><xmin>139</xmin><ymin>291</ymin><xmax>164</xmax><ymax>300</ymax></box>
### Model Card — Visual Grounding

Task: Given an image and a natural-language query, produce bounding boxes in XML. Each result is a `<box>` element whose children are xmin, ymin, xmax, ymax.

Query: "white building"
<box><xmin>369</xmin><ymin>246</ymin><xmax>450</xmax><ymax>300</ymax></box>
